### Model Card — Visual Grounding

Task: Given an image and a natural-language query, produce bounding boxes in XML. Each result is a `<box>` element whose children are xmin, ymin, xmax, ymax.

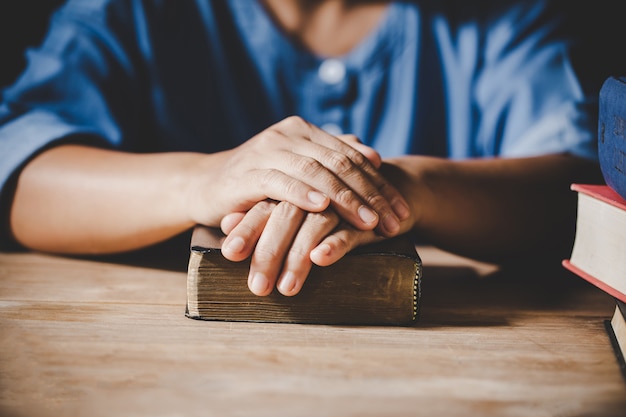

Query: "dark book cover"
<box><xmin>604</xmin><ymin>318</ymin><xmax>626</xmax><ymax>383</ymax></box>
<box><xmin>598</xmin><ymin>76</ymin><xmax>626</xmax><ymax>201</ymax></box>
<box><xmin>186</xmin><ymin>226</ymin><xmax>422</xmax><ymax>326</ymax></box>
<box><xmin>618</xmin><ymin>299</ymin><xmax>626</xmax><ymax>321</ymax></box>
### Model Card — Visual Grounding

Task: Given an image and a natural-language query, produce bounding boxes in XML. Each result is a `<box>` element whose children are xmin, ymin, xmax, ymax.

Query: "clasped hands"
<box><xmin>196</xmin><ymin>116</ymin><xmax>414</xmax><ymax>297</ymax></box>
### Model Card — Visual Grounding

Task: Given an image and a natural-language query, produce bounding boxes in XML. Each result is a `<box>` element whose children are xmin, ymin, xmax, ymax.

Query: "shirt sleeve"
<box><xmin>0</xmin><ymin>1</ymin><xmax>140</xmax><ymax>249</ymax></box>
<box><xmin>473</xmin><ymin>1</ymin><xmax>598</xmax><ymax>160</ymax></box>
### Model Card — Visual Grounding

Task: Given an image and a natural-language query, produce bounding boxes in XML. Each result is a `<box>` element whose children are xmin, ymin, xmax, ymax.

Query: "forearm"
<box><xmin>9</xmin><ymin>119</ymin><xmax>409</xmax><ymax>256</ymax></box>
<box><xmin>385</xmin><ymin>154</ymin><xmax>603</xmax><ymax>263</ymax></box>
<box><xmin>9</xmin><ymin>145</ymin><xmax>208</xmax><ymax>254</ymax></box>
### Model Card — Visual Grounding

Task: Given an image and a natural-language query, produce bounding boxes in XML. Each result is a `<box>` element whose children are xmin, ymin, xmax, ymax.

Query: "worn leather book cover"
<box><xmin>186</xmin><ymin>226</ymin><xmax>421</xmax><ymax>325</ymax></box>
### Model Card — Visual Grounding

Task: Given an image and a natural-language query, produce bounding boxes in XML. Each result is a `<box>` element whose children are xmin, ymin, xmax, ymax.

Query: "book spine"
<box><xmin>604</xmin><ymin>319</ymin><xmax>626</xmax><ymax>383</ymax></box>
<box><xmin>618</xmin><ymin>299</ymin><xmax>626</xmax><ymax>320</ymax></box>
<box><xmin>599</xmin><ymin>76</ymin><xmax>626</xmax><ymax>201</ymax></box>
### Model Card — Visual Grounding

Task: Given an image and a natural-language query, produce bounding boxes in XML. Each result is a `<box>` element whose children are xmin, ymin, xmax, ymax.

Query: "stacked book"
<box><xmin>563</xmin><ymin>76</ymin><xmax>626</xmax><ymax>380</ymax></box>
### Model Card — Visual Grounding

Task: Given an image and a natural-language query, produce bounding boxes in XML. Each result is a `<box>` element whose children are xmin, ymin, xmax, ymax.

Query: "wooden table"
<box><xmin>1</xmin><ymin>244</ymin><xmax>624</xmax><ymax>417</ymax></box>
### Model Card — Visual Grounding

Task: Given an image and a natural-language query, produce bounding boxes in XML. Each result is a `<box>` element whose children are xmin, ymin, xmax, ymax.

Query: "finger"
<box><xmin>220</xmin><ymin>212</ymin><xmax>245</xmax><ymax>235</ymax></box>
<box><xmin>250</xmin><ymin>125</ymin><xmax>378</xmax><ymax>231</ymax></box>
<box><xmin>252</xmin><ymin>168</ymin><xmax>331</xmax><ymax>212</ymax></box>
<box><xmin>302</xmin><ymin>123</ymin><xmax>408</xmax><ymax>221</ymax></box>
<box><xmin>323</xmin><ymin>136</ymin><xmax>412</xmax><ymax>238</ymax></box>
<box><xmin>279</xmin><ymin>152</ymin><xmax>381</xmax><ymax>231</ymax></box>
<box><xmin>292</xmin><ymin>144</ymin><xmax>405</xmax><ymax>237</ymax></box>
<box><xmin>276</xmin><ymin>209</ymin><xmax>340</xmax><ymax>296</ymax></box>
<box><xmin>248</xmin><ymin>202</ymin><xmax>306</xmax><ymax>296</ymax></box>
<box><xmin>221</xmin><ymin>200</ymin><xmax>276</xmax><ymax>262</ymax></box>
<box><xmin>310</xmin><ymin>225</ymin><xmax>381</xmax><ymax>267</ymax></box>
<box><xmin>275</xmin><ymin>120</ymin><xmax>409</xmax><ymax>236</ymax></box>
<box><xmin>250</xmin><ymin>118</ymin><xmax>408</xmax><ymax>235</ymax></box>
<box><xmin>337</xmin><ymin>134</ymin><xmax>382</xmax><ymax>169</ymax></box>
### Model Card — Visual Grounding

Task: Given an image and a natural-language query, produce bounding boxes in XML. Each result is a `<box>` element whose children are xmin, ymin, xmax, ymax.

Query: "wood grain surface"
<box><xmin>0</xmin><ymin>246</ymin><xmax>624</xmax><ymax>417</ymax></box>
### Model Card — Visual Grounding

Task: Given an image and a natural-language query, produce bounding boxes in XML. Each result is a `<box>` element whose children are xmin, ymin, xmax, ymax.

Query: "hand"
<box><xmin>220</xmin><ymin>196</ymin><xmax>415</xmax><ymax>297</ymax></box>
<box><xmin>190</xmin><ymin>116</ymin><xmax>409</xmax><ymax>237</ymax></box>
<box><xmin>220</xmin><ymin>201</ymin><xmax>370</xmax><ymax>296</ymax></box>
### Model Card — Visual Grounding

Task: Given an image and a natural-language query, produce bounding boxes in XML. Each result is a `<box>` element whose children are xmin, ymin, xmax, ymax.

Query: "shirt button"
<box><xmin>321</xmin><ymin>123</ymin><xmax>343</xmax><ymax>136</ymax></box>
<box><xmin>318</xmin><ymin>59</ymin><xmax>346</xmax><ymax>84</ymax></box>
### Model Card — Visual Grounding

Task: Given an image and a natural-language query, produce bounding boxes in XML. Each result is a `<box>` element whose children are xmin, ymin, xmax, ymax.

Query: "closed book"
<box><xmin>186</xmin><ymin>226</ymin><xmax>422</xmax><ymax>326</ymax></box>
<box><xmin>618</xmin><ymin>299</ymin><xmax>626</xmax><ymax>321</ymax></box>
<box><xmin>604</xmin><ymin>301</ymin><xmax>626</xmax><ymax>381</ymax></box>
<box><xmin>562</xmin><ymin>184</ymin><xmax>626</xmax><ymax>303</ymax></box>
<box><xmin>598</xmin><ymin>76</ymin><xmax>626</xmax><ymax>201</ymax></box>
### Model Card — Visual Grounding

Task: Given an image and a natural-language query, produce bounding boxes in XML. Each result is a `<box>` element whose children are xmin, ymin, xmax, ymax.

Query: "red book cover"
<box><xmin>570</xmin><ymin>183</ymin><xmax>626</xmax><ymax>211</ymax></box>
<box><xmin>563</xmin><ymin>183</ymin><xmax>626</xmax><ymax>303</ymax></box>
<box><xmin>562</xmin><ymin>259</ymin><xmax>626</xmax><ymax>303</ymax></box>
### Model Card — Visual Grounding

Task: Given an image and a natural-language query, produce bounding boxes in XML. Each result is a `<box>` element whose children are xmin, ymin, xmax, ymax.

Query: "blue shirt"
<box><xmin>0</xmin><ymin>0</ymin><xmax>598</xmax><ymax>245</ymax></box>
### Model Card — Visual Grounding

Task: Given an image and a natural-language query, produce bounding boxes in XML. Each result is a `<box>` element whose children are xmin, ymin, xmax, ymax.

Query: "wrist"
<box><xmin>183</xmin><ymin>150</ymin><xmax>231</xmax><ymax>227</ymax></box>
<box><xmin>381</xmin><ymin>156</ymin><xmax>442</xmax><ymax>235</ymax></box>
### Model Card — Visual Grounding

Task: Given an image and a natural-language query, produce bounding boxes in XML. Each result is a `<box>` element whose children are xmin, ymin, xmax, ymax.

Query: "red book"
<box><xmin>562</xmin><ymin>184</ymin><xmax>626</xmax><ymax>303</ymax></box>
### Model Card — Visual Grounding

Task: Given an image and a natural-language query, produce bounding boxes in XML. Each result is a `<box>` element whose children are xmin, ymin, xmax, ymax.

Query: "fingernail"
<box><xmin>225</xmin><ymin>236</ymin><xmax>245</xmax><ymax>254</ymax></box>
<box><xmin>308</xmin><ymin>191</ymin><xmax>328</xmax><ymax>206</ymax></box>
<box><xmin>358</xmin><ymin>205</ymin><xmax>378</xmax><ymax>225</ymax></box>
<box><xmin>278</xmin><ymin>271</ymin><xmax>297</xmax><ymax>295</ymax></box>
<box><xmin>249</xmin><ymin>272</ymin><xmax>269</xmax><ymax>295</ymax></box>
<box><xmin>382</xmin><ymin>214</ymin><xmax>400</xmax><ymax>234</ymax></box>
<box><xmin>392</xmin><ymin>200</ymin><xmax>410</xmax><ymax>220</ymax></box>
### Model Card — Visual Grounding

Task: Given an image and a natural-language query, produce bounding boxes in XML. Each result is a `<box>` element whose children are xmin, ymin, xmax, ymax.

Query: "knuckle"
<box><xmin>307</xmin><ymin>210</ymin><xmax>339</xmax><ymax>227</ymax></box>
<box><xmin>255</xmin><ymin>199</ymin><xmax>277</xmax><ymax>215</ymax></box>
<box><xmin>273</xmin><ymin>201</ymin><xmax>299</xmax><ymax>218</ymax></box>
<box><xmin>260</xmin><ymin>169</ymin><xmax>281</xmax><ymax>190</ymax></box>
<box><xmin>294</xmin><ymin>155</ymin><xmax>323</xmax><ymax>176</ymax></box>
<box><xmin>364</xmin><ymin>193</ymin><xmax>388</xmax><ymax>211</ymax></box>
<box><xmin>341</xmin><ymin>134</ymin><xmax>360</xmax><ymax>143</ymax></box>
<box><xmin>327</xmin><ymin>152</ymin><xmax>355</xmax><ymax>176</ymax></box>
<box><xmin>332</xmin><ymin>186</ymin><xmax>356</xmax><ymax>207</ymax></box>
<box><xmin>345</xmin><ymin>147</ymin><xmax>367</xmax><ymax>167</ymax></box>
<box><xmin>376</xmin><ymin>180</ymin><xmax>400</xmax><ymax>199</ymax></box>
<box><xmin>281</xmin><ymin>178</ymin><xmax>303</xmax><ymax>200</ymax></box>
<box><xmin>255</xmin><ymin>130</ymin><xmax>282</xmax><ymax>147</ymax></box>
<box><xmin>261</xmin><ymin>170</ymin><xmax>303</xmax><ymax>201</ymax></box>
<box><xmin>281</xmin><ymin>115</ymin><xmax>308</xmax><ymax>131</ymax></box>
<box><xmin>327</xmin><ymin>234</ymin><xmax>350</xmax><ymax>253</ymax></box>
<box><xmin>253</xmin><ymin>245</ymin><xmax>281</xmax><ymax>263</ymax></box>
<box><xmin>287</xmin><ymin>245</ymin><xmax>310</xmax><ymax>260</ymax></box>
<box><xmin>234</xmin><ymin>222</ymin><xmax>257</xmax><ymax>239</ymax></box>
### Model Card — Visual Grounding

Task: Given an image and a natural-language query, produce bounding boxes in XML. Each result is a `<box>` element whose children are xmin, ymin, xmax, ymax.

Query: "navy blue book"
<box><xmin>598</xmin><ymin>76</ymin><xmax>626</xmax><ymax>201</ymax></box>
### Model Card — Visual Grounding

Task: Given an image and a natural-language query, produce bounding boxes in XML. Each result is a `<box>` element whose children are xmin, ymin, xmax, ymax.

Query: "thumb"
<box><xmin>220</xmin><ymin>212</ymin><xmax>246</xmax><ymax>235</ymax></box>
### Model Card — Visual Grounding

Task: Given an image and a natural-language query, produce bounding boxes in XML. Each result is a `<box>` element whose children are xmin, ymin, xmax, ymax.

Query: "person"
<box><xmin>0</xmin><ymin>0</ymin><xmax>603</xmax><ymax>297</ymax></box>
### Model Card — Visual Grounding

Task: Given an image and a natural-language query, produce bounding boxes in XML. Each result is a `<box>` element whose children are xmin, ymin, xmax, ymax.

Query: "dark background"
<box><xmin>0</xmin><ymin>1</ymin><xmax>624</xmax><ymax>95</ymax></box>
<box><xmin>0</xmin><ymin>1</ymin><xmax>66</xmax><ymax>90</ymax></box>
